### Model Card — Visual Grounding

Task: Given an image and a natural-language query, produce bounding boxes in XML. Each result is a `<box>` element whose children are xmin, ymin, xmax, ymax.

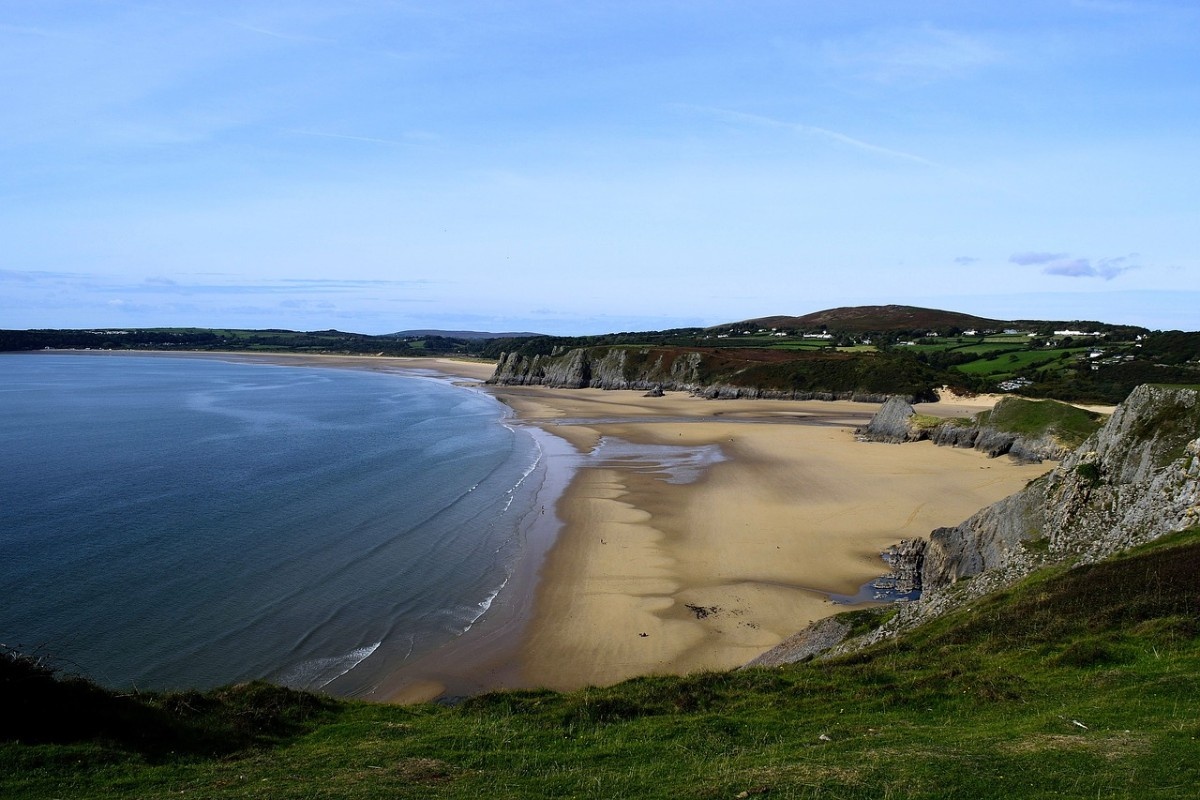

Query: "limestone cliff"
<box><xmin>857</xmin><ymin>395</ymin><xmax>1097</xmax><ymax>462</ymax></box>
<box><xmin>491</xmin><ymin>347</ymin><xmax>704</xmax><ymax>391</ymax></box>
<box><xmin>489</xmin><ymin>346</ymin><xmax>926</xmax><ymax>402</ymax></box>
<box><xmin>755</xmin><ymin>384</ymin><xmax>1200</xmax><ymax>666</ymax></box>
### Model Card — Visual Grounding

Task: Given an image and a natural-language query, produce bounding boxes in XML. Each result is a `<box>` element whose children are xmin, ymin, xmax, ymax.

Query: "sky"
<box><xmin>2</xmin><ymin>1</ymin><xmax>1197</xmax><ymax>335</ymax></box>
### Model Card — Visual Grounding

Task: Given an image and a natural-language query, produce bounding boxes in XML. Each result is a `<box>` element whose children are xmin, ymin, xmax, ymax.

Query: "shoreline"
<box><xmin>18</xmin><ymin>350</ymin><xmax>1061</xmax><ymax>699</ymax></box>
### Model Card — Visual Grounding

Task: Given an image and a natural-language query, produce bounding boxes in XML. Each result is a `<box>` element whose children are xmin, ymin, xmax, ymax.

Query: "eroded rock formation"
<box><xmin>857</xmin><ymin>396</ymin><xmax>1079</xmax><ymax>462</ymax></box>
<box><xmin>756</xmin><ymin>385</ymin><xmax>1200</xmax><ymax>666</ymax></box>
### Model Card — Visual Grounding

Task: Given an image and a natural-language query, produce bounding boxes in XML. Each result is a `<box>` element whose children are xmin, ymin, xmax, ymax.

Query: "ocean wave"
<box><xmin>500</xmin><ymin>437</ymin><xmax>544</xmax><ymax>513</ymax></box>
<box><xmin>278</xmin><ymin>641</ymin><xmax>382</xmax><ymax>690</ymax></box>
<box><xmin>463</xmin><ymin>573</ymin><xmax>510</xmax><ymax>633</ymax></box>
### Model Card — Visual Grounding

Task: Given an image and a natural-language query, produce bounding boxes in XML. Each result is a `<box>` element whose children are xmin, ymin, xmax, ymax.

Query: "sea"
<box><xmin>0</xmin><ymin>352</ymin><xmax>546</xmax><ymax>697</ymax></box>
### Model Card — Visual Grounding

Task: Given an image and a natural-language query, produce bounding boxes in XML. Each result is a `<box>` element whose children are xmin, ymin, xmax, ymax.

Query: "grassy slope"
<box><xmin>977</xmin><ymin>397</ymin><xmax>1105</xmax><ymax>448</ymax></box>
<box><xmin>4</xmin><ymin>530</ymin><xmax>1199</xmax><ymax>799</ymax></box>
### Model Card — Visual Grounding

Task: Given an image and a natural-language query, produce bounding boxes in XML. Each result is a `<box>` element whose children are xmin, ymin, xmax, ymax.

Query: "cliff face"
<box><xmin>490</xmin><ymin>347</ymin><xmax>701</xmax><ymax>390</ymax></box>
<box><xmin>755</xmin><ymin>385</ymin><xmax>1200</xmax><ymax>666</ymax></box>
<box><xmin>489</xmin><ymin>347</ymin><xmax>912</xmax><ymax>402</ymax></box>
<box><xmin>922</xmin><ymin>385</ymin><xmax>1200</xmax><ymax>592</ymax></box>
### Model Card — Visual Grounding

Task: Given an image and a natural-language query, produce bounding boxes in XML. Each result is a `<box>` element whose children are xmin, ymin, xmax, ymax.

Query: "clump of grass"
<box><xmin>910</xmin><ymin>413</ymin><xmax>945</xmax><ymax>431</ymax></box>
<box><xmin>838</xmin><ymin>606</ymin><xmax>898</xmax><ymax>638</ymax></box>
<box><xmin>1075</xmin><ymin>462</ymin><xmax>1102</xmax><ymax>486</ymax></box>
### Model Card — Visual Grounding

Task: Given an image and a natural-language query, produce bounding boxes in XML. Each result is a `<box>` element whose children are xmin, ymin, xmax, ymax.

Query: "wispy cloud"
<box><xmin>1010</xmin><ymin>252</ymin><xmax>1139</xmax><ymax>280</ymax></box>
<box><xmin>226</xmin><ymin>21</ymin><xmax>332</xmax><ymax>44</ymax></box>
<box><xmin>1070</xmin><ymin>0</ymin><xmax>1142</xmax><ymax>14</ymax></box>
<box><xmin>0</xmin><ymin>22</ymin><xmax>97</xmax><ymax>42</ymax></box>
<box><xmin>1</xmin><ymin>269</ymin><xmax>437</xmax><ymax>295</ymax></box>
<box><xmin>823</xmin><ymin>25</ymin><xmax>1001</xmax><ymax>84</ymax></box>
<box><xmin>281</xmin><ymin>128</ymin><xmax>431</xmax><ymax>147</ymax></box>
<box><xmin>279</xmin><ymin>278</ymin><xmax>437</xmax><ymax>288</ymax></box>
<box><xmin>954</xmin><ymin>256</ymin><xmax>980</xmax><ymax>266</ymax></box>
<box><xmin>682</xmin><ymin>106</ymin><xmax>937</xmax><ymax>167</ymax></box>
<box><xmin>1010</xmin><ymin>252</ymin><xmax>1068</xmax><ymax>266</ymax></box>
<box><xmin>0</xmin><ymin>268</ymin><xmax>93</xmax><ymax>284</ymax></box>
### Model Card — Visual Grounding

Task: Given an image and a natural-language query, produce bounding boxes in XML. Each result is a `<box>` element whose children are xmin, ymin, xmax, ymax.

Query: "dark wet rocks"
<box><xmin>880</xmin><ymin>539</ymin><xmax>926</xmax><ymax>594</ymax></box>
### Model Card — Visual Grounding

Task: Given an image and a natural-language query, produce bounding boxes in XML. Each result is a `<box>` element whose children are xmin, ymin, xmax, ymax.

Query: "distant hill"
<box><xmin>728</xmin><ymin>305</ymin><xmax>1005</xmax><ymax>333</ymax></box>
<box><xmin>385</xmin><ymin>329</ymin><xmax>546</xmax><ymax>340</ymax></box>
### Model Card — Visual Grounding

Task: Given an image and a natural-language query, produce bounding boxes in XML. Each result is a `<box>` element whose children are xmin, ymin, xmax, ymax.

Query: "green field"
<box><xmin>953</xmin><ymin>347</ymin><xmax>1092</xmax><ymax>377</ymax></box>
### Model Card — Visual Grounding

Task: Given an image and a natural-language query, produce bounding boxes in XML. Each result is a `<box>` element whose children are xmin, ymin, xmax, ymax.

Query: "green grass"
<box><xmin>910</xmin><ymin>412</ymin><xmax>951</xmax><ymax>431</ymax></box>
<box><xmin>953</xmin><ymin>347</ymin><xmax>1091</xmax><ymax>377</ymax></box>
<box><xmin>976</xmin><ymin>397</ymin><xmax>1104</xmax><ymax>448</ymax></box>
<box><xmin>5</xmin><ymin>529</ymin><xmax>1200</xmax><ymax>799</ymax></box>
<box><xmin>756</xmin><ymin>340</ymin><xmax>835</xmax><ymax>351</ymax></box>
<box><xmin>950</xmin><ymin>342</ymin><xmax>1030</xmax><ymax>356</ymax></box>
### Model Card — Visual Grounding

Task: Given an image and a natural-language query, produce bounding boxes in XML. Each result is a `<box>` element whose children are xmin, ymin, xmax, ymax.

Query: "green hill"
<box><xmin>5</xmin><ymin>528</ymin><xmax>1199</xmax><ymax>799</ymax></box>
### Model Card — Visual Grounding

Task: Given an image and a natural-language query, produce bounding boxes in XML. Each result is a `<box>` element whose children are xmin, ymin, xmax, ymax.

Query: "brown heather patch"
<box><xmin>1006</xmin><ymin>732</ymin><xmax>1149</xmax><ymax>761</ymax></box>
<box><xmin>391</xmin><ymin>757</ymin><xmax>462</xmax><ymax>783</ymax></box>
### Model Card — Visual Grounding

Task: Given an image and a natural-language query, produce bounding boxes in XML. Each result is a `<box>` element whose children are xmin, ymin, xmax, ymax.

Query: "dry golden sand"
<box><xmin>497</xmin><ymin>387</ymin><xmax>1053</xmax><ymax>690</ymax></box>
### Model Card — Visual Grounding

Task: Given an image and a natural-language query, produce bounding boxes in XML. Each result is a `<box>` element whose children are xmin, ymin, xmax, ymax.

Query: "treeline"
<box><xmin>468</xmin><ymin>329</ymin><xmax>708</xmax><ymax>359</ymax></box>
<box><xmin>1024</xmin><ymin>361</ymin><xmax>1200</xmax><ymax>405</ymax></box>
<box><xmin>706</xmin><ymin>350</ymin><xmax>943</xmax><ymax>401</ymax></box>
<box><xmin>0</xmin><ymin>328</ymin><xmax>417</xmax><ymax>356</ymax></box>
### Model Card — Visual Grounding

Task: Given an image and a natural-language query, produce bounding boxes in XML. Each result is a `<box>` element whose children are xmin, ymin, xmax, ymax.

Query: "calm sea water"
<box><xmin>0</xmin><ymin>352</ymin><xmax>543</xmax><ymax>696</ymax></box>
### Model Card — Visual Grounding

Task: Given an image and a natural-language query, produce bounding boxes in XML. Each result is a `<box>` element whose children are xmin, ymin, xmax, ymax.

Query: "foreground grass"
<box><xmin>5</xmin><ymin>531</ymin><xmax>1199</xmax><ymax>799</ymax></box>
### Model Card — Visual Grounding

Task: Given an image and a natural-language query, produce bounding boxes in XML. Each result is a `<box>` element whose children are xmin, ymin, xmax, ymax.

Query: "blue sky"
<box><xmin>2</xmin><ymin>1</ymin><xmax>1197</xmax><ymax>335</ymax></box>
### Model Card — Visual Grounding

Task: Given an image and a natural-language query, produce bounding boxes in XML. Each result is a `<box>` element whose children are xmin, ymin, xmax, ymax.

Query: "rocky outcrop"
<box><xmin>756</xmin><ymin>385</ymin><xmax>1200</xmax><ymax>667</ymax></box>
<box><xmin>921</xmin><ymin>386</ymin><xmax>1199</xmax><ymax>587</ymax></box>
<box><xmin>858</xmin><ymin>396</ymin><xmax>915</xmax><ymax>443</ymax></box>
<box><xmin>880</xmin><ymin>539</ymin><xmax>927</xmax><ymax>594</ymax></box>
<box><xmin>868</xmin><ymin>385</ymin><xmax>1196</xmax><ymax>648</ymax></box>
<box><xmin>746</xmin><ymin>617</ymin><xmax>852</xmax><ymax>668</ymax></box>
<box><xmin>857</xmin><ymin>396</ymin><xmax>1078</xmax><ymax>462</ymax></box>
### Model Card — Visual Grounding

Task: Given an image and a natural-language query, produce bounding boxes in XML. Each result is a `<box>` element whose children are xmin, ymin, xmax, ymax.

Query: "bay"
<box><xmin>0</xmin><ymin>352</ymin><xmax>542</xmax><ymax>696</ymax></box>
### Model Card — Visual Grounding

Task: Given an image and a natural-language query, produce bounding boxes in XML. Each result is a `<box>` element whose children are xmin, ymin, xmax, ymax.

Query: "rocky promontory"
<box><xmin>757</xmin><ymin>384</ymin><xmax>1200</xmax><ymax>666</ymax></box>
<box><xmin>857</xmin><ymin>395</ymin><xmax>1102</xmax><ymax>462</ymax></box>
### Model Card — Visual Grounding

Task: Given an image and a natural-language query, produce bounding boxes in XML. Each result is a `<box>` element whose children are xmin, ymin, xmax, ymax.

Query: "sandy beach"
<box><xmin>483</xmin><ymin>385</ymin><xmax>1055</xmax><ymax>691</ymax></box>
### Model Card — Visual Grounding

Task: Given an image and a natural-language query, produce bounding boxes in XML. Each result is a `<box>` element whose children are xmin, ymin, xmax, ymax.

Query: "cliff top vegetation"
<box><xmin>976</xmin><ymin>397</ymin><xmax>1106</xmax><ymax>449</ymax></box>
